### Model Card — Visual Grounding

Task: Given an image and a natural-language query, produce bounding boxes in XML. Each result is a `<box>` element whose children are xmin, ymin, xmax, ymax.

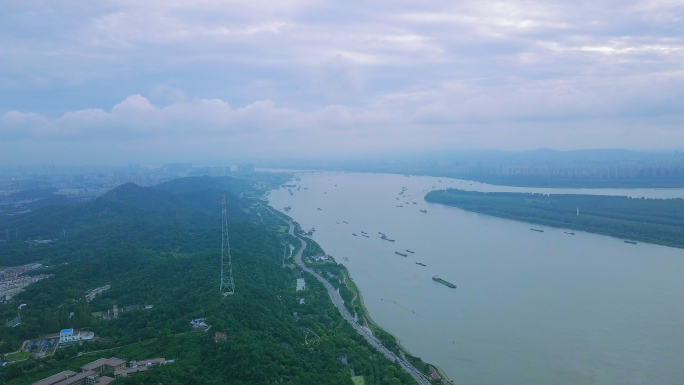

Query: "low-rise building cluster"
<box><xmin>190</xmin><ymin>318</ymin><xmax>211</xmax><ymax>331</ymax></box>
<box><xmin>92</xmin><ymin>303</ymin><xmax>150</xmax><ymax>321</ymax></box>
<box><xmin>0</xmin><ymin>264</ymin><xmax>48</xmax><ymax>301</ymax></box>
<box><xmin>32</xmin><ymin>356</ymin><xmax>168</xmax><ymax>385</ymax></box>
<box><xmin>85</xmin><ymin>285</ymin><xmax>110</xmax><ymax>302</ymax></box>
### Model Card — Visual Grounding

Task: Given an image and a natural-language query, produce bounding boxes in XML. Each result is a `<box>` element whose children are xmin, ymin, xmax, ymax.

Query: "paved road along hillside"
<box><xmin>284</xmin><ymin>218</ymin><xmax>432</xmax><ymax>385</ymax></box>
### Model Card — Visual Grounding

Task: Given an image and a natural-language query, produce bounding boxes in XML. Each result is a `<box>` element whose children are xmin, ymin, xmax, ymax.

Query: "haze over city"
<box><xmin>1</xmin><ymin>0</ymin><xmax>684</xmax><ymax>165</ymax></box>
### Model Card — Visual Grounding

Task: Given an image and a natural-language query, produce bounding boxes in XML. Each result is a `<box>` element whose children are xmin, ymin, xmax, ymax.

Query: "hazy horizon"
<box><xmin>2</xmin><ymin>1</ymin><xmax>684</xmax><ymax>164</ymax></box>
<box><xmin>1</xmin><ymin>147</ymin><xmax>682</xmax><ymax>169</ymax></box>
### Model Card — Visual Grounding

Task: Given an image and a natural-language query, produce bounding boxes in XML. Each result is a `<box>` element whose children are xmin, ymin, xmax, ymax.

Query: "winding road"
<box><xmin>283</xmin><ymin>217</ymin><xmax>432</xmax><ymax>385</ymax></box>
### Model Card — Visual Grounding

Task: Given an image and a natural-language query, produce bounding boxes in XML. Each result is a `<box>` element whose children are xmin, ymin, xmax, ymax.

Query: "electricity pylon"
<box><xmin>220</xmin><ymin>195</ymin><xmax>235</xmax><ymax>296</ymax></box>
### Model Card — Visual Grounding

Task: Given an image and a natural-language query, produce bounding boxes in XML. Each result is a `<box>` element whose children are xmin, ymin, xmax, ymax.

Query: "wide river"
<box><xmin>268</xmin><ymin>171</ymin><xmax>684</xmax><ymax>385</ymax></box>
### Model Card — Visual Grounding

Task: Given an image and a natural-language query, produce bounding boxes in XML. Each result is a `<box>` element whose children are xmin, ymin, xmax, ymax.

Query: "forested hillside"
<box><xmin>0</xmin><ymin>176</ymin><xmax>416</xmax><ymax>385</ymax></box>
<box><xmin>425</xmin><ymin>189</ymin><xmax>684</xmax><ymax>248</ymax></box>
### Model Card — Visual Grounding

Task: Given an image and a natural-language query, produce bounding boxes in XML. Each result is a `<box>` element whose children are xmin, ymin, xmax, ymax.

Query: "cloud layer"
<box><xmin>1</xmin><ymin>0</ymin><xmax>683</xmax><ymax>163</ymax></box>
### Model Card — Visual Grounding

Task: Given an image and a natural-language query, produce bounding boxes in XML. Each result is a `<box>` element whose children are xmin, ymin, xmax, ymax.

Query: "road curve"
<box><xmin>284</xmin><ymin>218</ymin><xmax>431</xmax><ymax>385</ymax></box>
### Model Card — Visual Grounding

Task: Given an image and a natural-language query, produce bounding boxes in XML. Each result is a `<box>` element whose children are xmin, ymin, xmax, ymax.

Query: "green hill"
<box><xmin>0</xmin><ymin>177</ymin><xmax>416</xmax><ymax>385</ymax></box>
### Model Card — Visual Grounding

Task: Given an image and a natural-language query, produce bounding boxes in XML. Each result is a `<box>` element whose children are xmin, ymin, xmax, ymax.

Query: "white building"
<box><xmin>59</xmin><ymin>329</ymin><xmax>74</xmax><ymax>342</ymax></box>
<box><xmin>59</xmin><ymin>329</ymin><xmax>94</xmax><ymax>343</ymax></box>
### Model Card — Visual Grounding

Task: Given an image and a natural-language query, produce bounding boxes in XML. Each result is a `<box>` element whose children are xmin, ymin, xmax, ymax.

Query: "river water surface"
<box><xmin>268</xmin><ymin>172</ymin><xmax>684</xmax><ymax>385</ymax></box>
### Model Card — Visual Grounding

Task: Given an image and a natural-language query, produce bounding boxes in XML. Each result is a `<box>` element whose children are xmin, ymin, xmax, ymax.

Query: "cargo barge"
<box><xmin>395</xmin><ymin>251</ymin><xmax>408</xmax><ymax>257</ymax></box>
<box><xmin>624</xmin><ymin>240</ymin><xmax>637</xmax><ymax>244</ymax></box>
<box><xmin>432</xmin><ymin>275</ymin><xmax>457</xmax><ymax>288</ymax></box>
<box><xmin>415</xmin><ymin>262</ymin><xmax>426</xmax><ymax>266</ymax></box>
<box><xmin>530</xmin><ymin>228</ymin><xmax>544</xmax><ymax>232</ymax></box>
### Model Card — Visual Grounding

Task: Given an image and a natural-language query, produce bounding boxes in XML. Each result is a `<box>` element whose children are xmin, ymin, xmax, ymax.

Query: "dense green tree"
<box><xmin>427</xmin><ymin>188</ymin><xmax>684</xmax><ymax>248</ymax></box>
<box><xmin>0</xmin><ymin>175</ymin><xmax>421</xmax><ymax>385</ymax></box>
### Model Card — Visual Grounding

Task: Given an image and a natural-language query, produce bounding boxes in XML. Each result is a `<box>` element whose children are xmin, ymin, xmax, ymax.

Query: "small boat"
<box><xmin>317</xmin><ymin>208</ymin><xmax>322</xmax><ymax>210</ymax></box>
<box><xmin>415</xmin><ymin>262</ymin><xmax>426</xmax><ymax>266</ymax></box>
<box><xmin>530</xmin><ymin>228</ymin><xmax>544</xmax><ymax>232</ymax></box>
<box><xmin>413</xmin><ymin>202</ymin><xmax>417</xmax><ymax>204</ymax></box>
<box><xmin>343</xmin><ymin>221</ymin><xmax>348</xmax><ymax>224</ymax></box>
<box><xmin>624</xmin><ymin>240</ymin><xmax>637</xmax><ymax>244</ymax></box>
<box><xmin>396</xmin><ymin>205</ymin><xmax>403</xmax><ymax>207</ymax></box>
<box><xmin>406</xmin><ymin>249</ymin><xmax>414</xmax><ymax>253</ymax></box>
<box><xmin>420</xmin><ymin>210</ymin><xmax>427</xmax><ymax>213</ymax></box>
<box><xmin>395</xmin><ymin>251</ymin><xmax>408</xmax><ymax>257</ymax></box>
<box><xmin>564</xmin><ymin>232</ymin><xmax>575</xmax><ymax>235</ymax></box>
<box><xmin>362</xmin><ymin>234</ymin><xmax>369</xmax><ymax>238</ymax></box>
<box><xmin>352</xmin><ymin>233</ymin><xmax>358</xmax><ymax>236</ymax></box>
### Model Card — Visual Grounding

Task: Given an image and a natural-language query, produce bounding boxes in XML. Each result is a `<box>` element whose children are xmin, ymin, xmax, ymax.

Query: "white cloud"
<box><xmin>1</xmin><ymin>0</ymin><xmax>684</xmax><ymax>163</ymax></box>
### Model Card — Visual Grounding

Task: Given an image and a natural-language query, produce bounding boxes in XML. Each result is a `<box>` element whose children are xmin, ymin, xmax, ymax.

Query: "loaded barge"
<box><xmin>432</xmin><ymin>275</ymin><xmax>457</xmax><ymax>288</ymax></box>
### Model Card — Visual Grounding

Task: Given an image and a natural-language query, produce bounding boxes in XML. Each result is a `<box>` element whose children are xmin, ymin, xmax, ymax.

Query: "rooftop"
<box><xmin>136</xmin><ymin>358</ymin><xmax>165</xmax><ymax>366</ymax></box>
<box><xmin>52</xmin><ymin>371</ymin><xmax>95</xmax><ymax>385</ymax></box>
<box><xmin>115</xmin><ymin>367</ymin><xmax>148</xmax><ymax>376</ymax></box>
<box><xmin>96</xmin><ymin>376</ymin><xmax>115</xmax><ymax>384</ymax></box>
<box><xmin>32</xmin><ymin>370</ymin><xmax>77</xmax><ymax>385</ymax></box>
<box><xmin>81</xmin><ymin>357</ymin><xmax>125</xmax><ymax>372</ymax></box>
<box><xmin>60</xmin><ymin>329</ymin><xmax>73</xmax><ymax>334</ymax></box>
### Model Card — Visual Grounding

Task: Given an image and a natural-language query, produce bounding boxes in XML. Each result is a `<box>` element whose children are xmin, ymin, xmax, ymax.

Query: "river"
<box><xmin>268</xmin><ymin>171</ymin><xmax>684</xmax><ymax>385</ymax></box>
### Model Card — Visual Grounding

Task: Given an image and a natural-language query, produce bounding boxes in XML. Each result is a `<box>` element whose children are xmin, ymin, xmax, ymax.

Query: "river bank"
<box><xmin>267</xmin><ymin>205</ymin><xmax>447</xmax><ymax>384</ymax></box>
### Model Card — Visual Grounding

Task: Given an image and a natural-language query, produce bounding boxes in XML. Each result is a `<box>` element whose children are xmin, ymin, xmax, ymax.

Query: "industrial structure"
<box><xmin>219</xmin><ymin>195</ymin><xmax>235</xmax><ymax>296</ymax></box>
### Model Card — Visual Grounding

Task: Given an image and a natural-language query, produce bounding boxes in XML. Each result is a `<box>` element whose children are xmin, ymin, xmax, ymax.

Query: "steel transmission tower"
<box><xmin>220</xmin><ymin>195</ymin><xmax>235</xmax><ymax>296</ymax></box>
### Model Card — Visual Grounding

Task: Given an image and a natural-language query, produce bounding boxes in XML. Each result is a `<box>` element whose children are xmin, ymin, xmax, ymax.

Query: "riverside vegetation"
<box><xmin>425</xmin><ymin>189</ymin><xmax>684</xmax><ymax>248</ymax></box>
<box><xmin>0</xmin><ymin>175</ymin><xmax>426</xmax><ymax>385</ymax></box>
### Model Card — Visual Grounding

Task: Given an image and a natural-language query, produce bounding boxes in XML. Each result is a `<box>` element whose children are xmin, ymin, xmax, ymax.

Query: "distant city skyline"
<box><xmin>1</xmin><ymin>1</ymin><xmax>683</xmax><ymax>164</ymax></box>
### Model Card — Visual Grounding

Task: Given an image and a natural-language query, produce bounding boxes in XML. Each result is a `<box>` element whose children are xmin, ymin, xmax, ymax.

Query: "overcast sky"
<box><xmin>1</xmin><ymin>0</ymin><xmax>683</xmax><ymax>164</ymax></box>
